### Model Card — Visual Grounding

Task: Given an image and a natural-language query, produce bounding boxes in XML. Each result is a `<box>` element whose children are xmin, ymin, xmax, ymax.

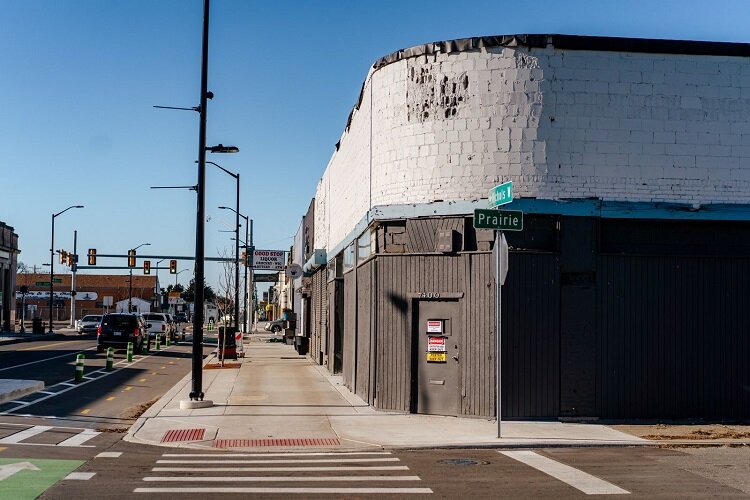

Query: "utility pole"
<box><xmin>69</xmin><ymin>230</ymin><xmax>77</xmax><ymax>328</ymax></box>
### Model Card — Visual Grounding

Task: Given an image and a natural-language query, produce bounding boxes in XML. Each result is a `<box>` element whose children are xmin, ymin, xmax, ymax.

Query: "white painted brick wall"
<box><xmin>315</xmin><ymin>43</ymin><xmax>750</xmax><ymax>251</ymax></box>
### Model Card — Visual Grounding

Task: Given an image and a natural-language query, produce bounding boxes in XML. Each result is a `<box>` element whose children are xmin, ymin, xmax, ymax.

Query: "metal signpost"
<box><xmin>475</xmin><ymin>182</ymin><xmax>523</xmax><ymax>438</ymax></box>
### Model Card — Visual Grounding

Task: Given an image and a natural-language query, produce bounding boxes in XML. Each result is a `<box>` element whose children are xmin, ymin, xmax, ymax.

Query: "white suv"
<box><xmin>142</xmin><ymin>313</ymin><xmax>170</xmax><ymax>343</ymax></box>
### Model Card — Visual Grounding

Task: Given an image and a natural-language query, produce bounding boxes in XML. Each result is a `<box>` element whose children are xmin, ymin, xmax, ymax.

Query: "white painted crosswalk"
<box><xmin>500</xmin><ymin>450</ymin><xmax>630</xmax><ymax>495</ymax></box>
<box><xmin>0</xmin><ymin>423</ymin><xmax>101</xmax><ymax>447</ymax></box>
<box><xmin>135</xmin><ymin>451</ymin><xmax>433</xmax><ymax>495</ymax></box>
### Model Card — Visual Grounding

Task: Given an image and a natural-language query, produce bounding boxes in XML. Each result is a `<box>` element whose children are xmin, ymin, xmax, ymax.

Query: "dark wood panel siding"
<box><xmin>375</xmin><ymin>254</ymin><xmax>465</xmax><ymax>412</ymax></box>
<box><xmin>463</xmin><ymin>253</ymin><xmax>494</xmax><ymax>416</ymax></box>
<box><xmin>597</xmin><ymin>255</ymin><xmax>750</xmax><ymax>419</ymax></box>
<box><xmin>356</xmin><ymin>261</ymin><xmax>373</xmax><ymax>401</ymax></box>
<box><xmin>405</xmin><ymin>218</ymin><xmax>465</xmax><ymax>253</ymax></box>
<box><xmin>343</xmin><ymin>270</ymin><xmax>357</xmax><ymax>390</ymax></box>
<box><xmin>502</xmin><ymin>252</ymin><xmax>561</xmax><ymax>418</ymax></box>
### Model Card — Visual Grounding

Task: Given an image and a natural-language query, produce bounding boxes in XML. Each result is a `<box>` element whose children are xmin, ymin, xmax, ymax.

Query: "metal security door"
<box><xmin>414</xmin><ymin>300</ymin><xmax>460</xmax><ymax>416</ymax></box>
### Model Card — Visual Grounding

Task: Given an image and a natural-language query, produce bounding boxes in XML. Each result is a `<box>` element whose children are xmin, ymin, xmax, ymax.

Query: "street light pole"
<box><xmin>49</xmin><ymin>205</ymin><xmax>83</xmax><ymax>333</ymax></box>
<box><xmin>189</xmin><ymin>0</ymin><xmax>238</xmax><ymax>405</ymax></box>
<box><xmin>128</xmin><ymin>243</ymin><xmax>150</xmax><ymax>313</ymax></box>
<box><xmin>212</xmin><ymin>169</ymin><xmax>240</xmax><ymax>331</ymax></box>
<box><xmin>192</xmin><ymin>0</ymin><xmax>211</xmax><ymax>403</ymax></box>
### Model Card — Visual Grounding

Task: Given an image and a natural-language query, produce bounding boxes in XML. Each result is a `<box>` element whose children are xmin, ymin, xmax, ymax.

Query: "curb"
<box><xmin>125</xmin><ymin>351</ymin><xmax>218</xmax><ymax>447</ymax></box>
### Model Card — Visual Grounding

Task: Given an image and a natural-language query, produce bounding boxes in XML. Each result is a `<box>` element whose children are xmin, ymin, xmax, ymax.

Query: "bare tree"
<box><xmin>215</xmin><ymin>248</ymin><xmax>236</xmax><ymax>365</ymax></box>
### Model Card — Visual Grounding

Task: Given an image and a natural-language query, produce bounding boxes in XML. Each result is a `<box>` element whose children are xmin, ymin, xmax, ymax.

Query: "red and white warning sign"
<box><xmin>235</xmin><ymin>331</ymin><xmax>244</xmax><ymax>356</ymax></box>
<box><xmin>426</xmin><ymin>320</ymin><xmax>443</xmax><ymax>333</ymax></box>
<box><xmin>427</xmin><ymin>336</ymin><xmax>447</xmax><ymax>352</ymax></box>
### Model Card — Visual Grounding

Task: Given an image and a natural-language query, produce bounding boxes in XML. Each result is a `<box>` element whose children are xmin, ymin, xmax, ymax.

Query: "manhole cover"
<box><xmin>438</xmin><ymin>458</ymin><xmax>489</xmax><ymax>466</ymax></box>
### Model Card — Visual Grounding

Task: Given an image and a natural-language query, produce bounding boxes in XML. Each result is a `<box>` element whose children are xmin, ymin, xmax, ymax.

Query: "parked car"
<box><xmin>142</xmin><ymin>313</ymin><xmax>171</xmax><ymax>343</ymax></box>
<box><xmin>76</xmin><ymin>315</ymin><xmax>102</xmax><ymax>335</ymax></box>
<box><xmin>264</xmin><ymin>319</ymin><xmax>285</xmax><ymax>334</ymax></box>
<box><xmin>175</xmin><ymin>312</ymin><xmax>188</xmax><ymax>323</ymax></box>
<box><xmin>97</xmin><ymin>313</ymin><xmax>148</xmax><ymax>353</ymax></box>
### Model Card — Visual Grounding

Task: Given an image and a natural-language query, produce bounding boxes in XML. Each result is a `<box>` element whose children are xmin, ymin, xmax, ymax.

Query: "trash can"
<box><xmin>32</xmin><ymin>318</ymin><xmax>44</xmax><ymax>334</ymax></box>
<box><xmin>218</xmin><ymin>326</ymin><xmax>237</xmax><ymax>360</ymax></box>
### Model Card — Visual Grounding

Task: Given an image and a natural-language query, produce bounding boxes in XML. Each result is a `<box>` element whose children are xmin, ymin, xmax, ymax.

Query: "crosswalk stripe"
<box><xmin>58</xmin><ymin>428</ymin><xmax>100</xmax><ymax>447</ymax></box>
<box><xmin>161</xmin><ymin>452</ymin><xmax>392</xmax><ymax>457</ymax></box>
<box><xmin>156</xmin><ymin>458</ymin><xmax>400</xmax><ymax>464</ymax></box>
<box><xmin>153</xmin><ymin>466</ymin><xmax>411</xmax><ymax>472</ymax></box>
<box><xmin>0</xmin><ymin>425</ymin><xmax>53</xmax><ymax>444</ymax></box>
<box><xmin>143</xmin><ymin>475</ymin><xmax>422</xmax><ymax>482</ymax></box>
<box><xmin>135</xmin><ymin>487</ymin><xmax>433</xmax><ymax>494</ymax></box>
<box><xmin>500</xmin><ymin>451</ymin><xmax>630</xmax><ymax>495</ymax></box>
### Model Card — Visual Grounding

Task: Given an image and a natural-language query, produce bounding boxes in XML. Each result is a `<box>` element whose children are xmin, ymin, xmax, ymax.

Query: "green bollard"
<box><xmin>75</xmin><ymin>353</ymin><xmax>85</xmax><ymax>383</ymax></box>
<box><xmin>106</xmin><ymin>347</ymin><xmax>114</xmax><ymax>371</ymax></box>
<box><xmin>126</xmin><ymin>342</ymin><xmax>133</xmax><ymax>362</ymax></box>
<box><xmin>166</xmin><ymin>335</ymin><xmax>170</xmax><ymax>347</ymax></box>
<box><xmin>155</xmin><ymin>335</ymin><xmax>161</xmax><ymax>350</ymax></box>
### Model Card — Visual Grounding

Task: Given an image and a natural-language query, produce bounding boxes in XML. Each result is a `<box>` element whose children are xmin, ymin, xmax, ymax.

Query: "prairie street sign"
<box><xmin>489</xmin><ymin>181</ymin><xmax>513</xmax><ymax>207</ymax></box>
<box><xmin>473</xmin><ymin>209</ymin><xmax>523</xmax><ymax>231</ymax></box>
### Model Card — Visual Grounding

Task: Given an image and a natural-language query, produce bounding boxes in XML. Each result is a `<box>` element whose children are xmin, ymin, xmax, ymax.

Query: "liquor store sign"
<box><xmin>252</xmin><ymin>250</ymin><xmax>285</xmax><ymax>271</ymax></box>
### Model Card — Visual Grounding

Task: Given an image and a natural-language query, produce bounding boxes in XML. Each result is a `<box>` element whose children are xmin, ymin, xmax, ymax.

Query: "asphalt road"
<box><xmin>1</xmin><ymin>335</ymin><xmax>749</xmax><ymax>499</ymax></box>
<box><xmin>11</xmin><ymin>444</ymin><xmax>745</xmax><ymax>499</ymax></box>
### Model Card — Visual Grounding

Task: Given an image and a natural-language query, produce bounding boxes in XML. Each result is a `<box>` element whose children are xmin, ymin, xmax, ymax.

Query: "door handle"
<box><xmin>452</xmin><ymin>354</ymin><xmax>459</xmax><ymax>362</ymax></box>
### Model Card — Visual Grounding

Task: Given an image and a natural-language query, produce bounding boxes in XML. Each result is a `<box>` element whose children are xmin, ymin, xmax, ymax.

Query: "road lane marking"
<box><xmin>64</xmin><ymin>472</ymin><xmax>96</xmax><ymax>480</ymax></box>
<box><xmin>80</xmin><ymin>409</ymin><xmax>90</xmax><ymax>415</ymax></box>
<box><xmin>153</xmin><ymin>466</ymin><xmax>410</xmax><ymax>472</ymax></box>
<box><xmin>38</xmin><ymin>391</ymin><xmax>55</xmax><ymax>395</ymax></box>
<box><xmin>0</xmin><ymin>347</ymin><xmax>173</xmax><ymax>415</ymax></box>
<box><xmin>143</xmin><ymin>475</ymin><xmax>422</xmax><ymax>482</ymax></box>
<box><xmin>161</xmin><ymin>452</ymin><xmax>393</xmax><ymax>457</ymax></box>
<box><xmin>499</xmin><ymin>451</ymin><xmax>630</xmax><ymax>495</ymax></box>
<box><xmin>161</xmin><ymin>366</ymin><xmax>166</xmax><ymax>369</ymax></box>
<box><xmin>0</xmin><ymin>347</ymin><xmax>94</xmax><ymax>372</ymax></box>
<box><xmin>0</xmin><ymin>447</ymin><xmax>6</xmax><ymax>452</ymax></box>
<box><xmin>135</xmin><ymin>487</ymin><xmax>432</xmax><ymax>494</ymax></box>
<box><xmin>8</xmin><ymin>401</ymin><xmax>30</xmax><ymax>406</ymax></box>
<box><xmin>58</xmin><ymin>429</ymin><xmax>100</xmax><ymax>447</ymax></box>
<box><xmin>106</xmin><ymin>397</ymin><xmax>115</xmax><ymax>401</ymax></box>
<box><xmin>96</xmin><ymin>452</ymin><xmax>122</xmax><ymax>458</ymax></box>
<box><xmin>123</xmin><ymin>387</ymin><xmax>133</xmax><ymax>391</ymax></box>
<box><xmin>139</xmin><ymin>378</ymin><xmax>147</xmax><ymax>382</ymax></box>
<box><xmin>18</xmin><ymin>340</ymin><xmax>90</xmax><ymax>351</ymax></box>
<box><xmin>0</xmin><ymin>425</ymin><xmax>53</xmax><ymax>444</ymax></box>
<box><xmin>156</xmin><ymin>458</ymin><xmax>401</xmax><ymax>464</ymax></box>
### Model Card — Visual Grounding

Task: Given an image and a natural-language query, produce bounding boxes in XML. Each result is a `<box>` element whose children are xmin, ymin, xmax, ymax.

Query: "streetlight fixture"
<box><xmin>128</xmin><ymin>242</ymin><xmax>150</xmax><ymax>312</ymax></box>
<box><xmin>49</xmin><ymin>205</ymin><xmax>83</xmax><ymax>333</ymax></box>
<box><xmin>208</xmin><ymin>162</ymin><xmax>240</xmax><ymax>331</ymax></box>
<box><xmin>219</xmin><ymin>206</ymin><xmax>251</xmax><ymax>333</ymax></box>
<box><xmin>190</xmin><ymin>0</ymin><xmax>239</xmax><ymax>405</ymax></box>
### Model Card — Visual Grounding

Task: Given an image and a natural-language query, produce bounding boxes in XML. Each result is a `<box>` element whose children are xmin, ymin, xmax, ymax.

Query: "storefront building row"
<box><xmin>0</xmin><ymin>221</ymin><xmax>20</xmax><ymax>331</ymax></box>
<box><xmin>291</xmin><ymin>34</ymin><xmax>750</xmax><ymax>419</ymax></box>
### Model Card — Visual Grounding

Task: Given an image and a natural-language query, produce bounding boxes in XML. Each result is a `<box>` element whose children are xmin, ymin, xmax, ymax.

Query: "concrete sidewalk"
<box><xmin>127</xmin><ymin>337</ymin><xmax>649</xmax><ymax>451</ymax></box>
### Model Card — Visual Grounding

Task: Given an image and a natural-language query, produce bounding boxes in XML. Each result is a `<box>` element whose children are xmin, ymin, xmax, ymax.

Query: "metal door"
<box><xmin>414</xmin><ymin>300</ymin><xmax>460</xmax><ymax>416</ymax></box>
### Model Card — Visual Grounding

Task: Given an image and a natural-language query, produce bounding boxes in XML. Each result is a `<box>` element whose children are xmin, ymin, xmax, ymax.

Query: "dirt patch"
<box><xmin>96</xmin><ymin>427</ymin><xmax>128</xmax><ymax>433</ymax></box>
<box><xmin>204</xmin><ymin>362</ymin><xmax>241</xmax><ymax>369</ymax></box>
<box><xmin>125</xmin><ymin>398</ymin><xmax>159</xmax><ymax>419</ymax></box>
<box><xmin>614</xmin><ymin>423</ymin><xmax>750</xmax><ymax>441</ymax></box>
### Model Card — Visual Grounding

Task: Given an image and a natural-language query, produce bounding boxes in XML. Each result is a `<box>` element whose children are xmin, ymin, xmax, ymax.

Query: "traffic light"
<box><xmin>59</xmin><ymin>250</ymin><xmax>68</xmax><ymax>265</ymax></box>
<box><xmin>143</xmin><ymin>260</ymin><xmax>151</xmax><ymax>275</ymax></box>
<box><xmin>128</xmin><ymin>249</ymin><xmax>136</xmax><ymax>268</ymax></box>
<box><xmin>88</xmin><ymin>248</ymin><xmax>96</xmax><ymax>266</ymax></box>
<box><xmin>169</xmin><ymin>259</ymin><xmax>177</xmax><ymax>274</ymax></box>
<box><xmin>242</xmin><ymin>250</ymin><xmax>247</xmax><ymax>267</ymax></box>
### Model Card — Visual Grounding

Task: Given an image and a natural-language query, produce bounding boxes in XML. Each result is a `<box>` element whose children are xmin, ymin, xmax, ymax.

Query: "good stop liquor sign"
<box><xmin>252</xmin><ymin>249</ymin><xmax>285</xmax><ymax>271</ymax></box>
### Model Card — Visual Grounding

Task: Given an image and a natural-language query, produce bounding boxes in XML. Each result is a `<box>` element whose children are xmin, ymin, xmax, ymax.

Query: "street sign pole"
<box><xmin>495</xmin><ymin>230</ymin><xmax>501</xmax><ymax>438</ymax></box>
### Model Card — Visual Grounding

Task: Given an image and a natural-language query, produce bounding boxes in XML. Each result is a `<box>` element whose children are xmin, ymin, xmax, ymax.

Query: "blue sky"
<box><xmin>2</xmin><ymin>0</ymin><xmax>749</xmax><ymax>291</ymax></box>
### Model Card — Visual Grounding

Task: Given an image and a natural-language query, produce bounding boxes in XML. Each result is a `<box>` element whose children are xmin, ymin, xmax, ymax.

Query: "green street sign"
<box><xmin>489</xmin><ymin>181</ymin><xmax>513</xmax><ymax>208</ymax></box>
<box><xmin>35</xmin><ymin>282</ymin><xmax>51</xmax><ymax>287</ymax></box>
<box><xmin>473</xmin><ymin>209</ymin><xmax>524</xmax><ymax>231</ymax></box>
<box><xmin>53</xmin><ymin>278</ymin><xmax>62</xmax><ymax>283</ymax></box>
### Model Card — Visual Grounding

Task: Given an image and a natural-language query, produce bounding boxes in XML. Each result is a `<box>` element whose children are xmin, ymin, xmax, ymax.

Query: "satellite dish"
<box><xmin>285</xmin><ymin>264</ymin><xmax>303</xmax><ymax>279</ymax></box>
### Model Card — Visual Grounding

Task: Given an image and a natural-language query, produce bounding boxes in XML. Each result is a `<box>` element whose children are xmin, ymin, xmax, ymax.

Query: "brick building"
<box><xmin>16</xmin><ymin>273</ymin><xmax>158</xmax><ymax>322</ymax></box>
<box><xmin>0</xmin><ymin>221</ymin><xmax>20</xmax><ymax>331</ymax></box>
<box><xmin>292</xmin><ymin>34</ymin><xmax>750</xmax><ymax>421</ymax></box>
